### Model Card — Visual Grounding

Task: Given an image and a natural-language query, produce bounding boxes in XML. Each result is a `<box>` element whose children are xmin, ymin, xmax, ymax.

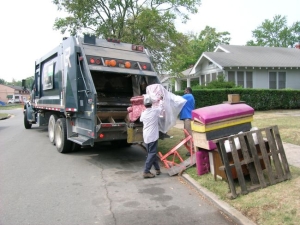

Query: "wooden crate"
<box><xmin>211</xmin><ymin>143</ymin><xmax>269</xmax><ymax>180</ymax></box>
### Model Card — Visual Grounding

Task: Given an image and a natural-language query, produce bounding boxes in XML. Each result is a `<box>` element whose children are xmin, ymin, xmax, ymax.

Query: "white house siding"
<box><xmin>286</xmin><ymin>70</ymin><xmax>300</xmax><ymax>89</ymax></box>
<box><xmin>223</xmin><ymin>69</ymin><xmax>299</xmax><ymax>89</ymax></box>
<box><xmin>253</xmin><ymin>70</ymin><xmax>269</xmax><ymax>89</ymax></box>
<box><xmin>193</xmin><ymin>61</ymin><xmax>222</xmax><ymax>85</ymax></box>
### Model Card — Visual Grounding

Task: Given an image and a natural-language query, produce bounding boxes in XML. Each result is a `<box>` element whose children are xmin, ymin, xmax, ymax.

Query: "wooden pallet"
<box><xmin>166</xmin><ymin>154</ymin><xmax>196</xmax><ymax>176</ymax></box>
<box><xmin>214</xmin><ymin>125</ymin><xmax>291</xmax><ymax>199</ymax></box>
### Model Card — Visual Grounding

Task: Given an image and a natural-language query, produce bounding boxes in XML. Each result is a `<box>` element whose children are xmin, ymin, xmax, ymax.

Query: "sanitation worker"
<box><xmin>140</xmin><ymin>95</ymin><xmax>161</xmax><ymax>178</ymax></box>
<box><xmin>179</xmin><ymin>87</ymin><xmax>195</xmax><ymax>156</ymax></box>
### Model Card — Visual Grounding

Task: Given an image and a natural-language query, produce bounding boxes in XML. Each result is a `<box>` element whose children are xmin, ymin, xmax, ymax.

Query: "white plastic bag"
<box><xmin>146</xmin><ymin>84</ymin><xmax>187</xmax><ymax>133</ymax></box>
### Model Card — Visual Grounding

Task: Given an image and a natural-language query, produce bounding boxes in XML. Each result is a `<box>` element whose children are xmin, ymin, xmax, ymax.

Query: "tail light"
<box><xmin>132</xmin><ymin>45</ymin><xmax>144</xmax><ymax>52</ymax></box>
<box><xmin>137</xmin><ymin>46</ymin><xmax>143</xmax><ymax>51</ymax></box>
<box><xmin>87</xmin><ymin>55</ymin><xmax>152</xmax><ymax>71</ymax></box>
<box><xmin>125</xmin><ymin>61</ymin><xmax>131</xmax><ymax>68</ymax></box>
<box><xmin>90</xmin><ymin>58</ymin><xmax>95</xmax><ymax>64</ymax></box>
<box><xmin>109</xmin><ymin>60</ymin><xmax>117</xmax><ymax>67</ymax></box>
<box><xmin>106</xmin><ymin>38</ymin><xmax>120</xmax><ymax>43</ymax></box>
<box><xmin>95</xmin><ymin>59</ymin><xmax>101</xmax><ymax>65</ymax></box>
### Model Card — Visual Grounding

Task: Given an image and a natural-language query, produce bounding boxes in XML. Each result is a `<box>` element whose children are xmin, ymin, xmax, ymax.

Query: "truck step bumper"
<box><xmin>69</xmin><ymin>135</ymin><xmax>92</xmax><ymax>146</ymax></box>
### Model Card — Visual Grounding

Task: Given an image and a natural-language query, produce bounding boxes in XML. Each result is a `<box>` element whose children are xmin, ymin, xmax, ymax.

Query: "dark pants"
<box><xmin>144</xmin><ymin>140</ymin><xmax>160</xmax><ymax>173</ymax></box>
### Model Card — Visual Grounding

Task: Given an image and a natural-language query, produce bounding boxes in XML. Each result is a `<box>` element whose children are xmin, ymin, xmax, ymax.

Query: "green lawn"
<box><xmin>0</xmin><ymin>104</ymin><xmax>23</xmax><ymax>119</ymax></box>
<box><xmin>0</xmin><ymin>104</ymin><xmax>24</xmax><ymax>110</ymax></box>
<box><xmin>158</xmin><ymin>110</ymin><xmax>300</xmax><ymax>225</ymax></box>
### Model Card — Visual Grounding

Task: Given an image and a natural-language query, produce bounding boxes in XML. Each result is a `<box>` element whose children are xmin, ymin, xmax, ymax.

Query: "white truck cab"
<box><xmin>7</xmin><ymin>94</ymin><xmax>23</xmax><ymax>104</ymax></box>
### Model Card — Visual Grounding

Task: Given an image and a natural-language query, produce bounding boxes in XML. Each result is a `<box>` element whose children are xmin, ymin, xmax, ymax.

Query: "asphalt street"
<box><xmin>0</xmin><ymin>109</ymin><xmax>234</xmax><ymax>225</ymax></box>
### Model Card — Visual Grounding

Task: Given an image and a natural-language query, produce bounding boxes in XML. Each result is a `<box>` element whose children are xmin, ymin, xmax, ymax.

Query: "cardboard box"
<box><xmin>228</xmin><ymin>94</ymin><xmax>240</xmax><ymax>103</ymax></box>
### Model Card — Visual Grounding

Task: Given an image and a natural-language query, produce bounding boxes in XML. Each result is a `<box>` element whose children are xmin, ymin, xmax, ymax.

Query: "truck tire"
<box><xmin>111</xmin><ymin>140</ymin><xmax>132</xmax><ymax>148</ymax></box>
<box><xmin>24</xmin><ymin>113</ymin><xmax>32</xmax><ymax>129</ymax></box>
<box><xmin>54</xmin><ymin>118</ymin><xmax>72</xmax><ymax>153</ymax></box>
<box><xmin>71</xmin><ymin>142</ymin><xmax>81</xmax><ymax>152</ymax></box>
<box><xmin>48</xmin><ymin>114</ymin><xmax>58</xmax><ymax>145</ymax></box>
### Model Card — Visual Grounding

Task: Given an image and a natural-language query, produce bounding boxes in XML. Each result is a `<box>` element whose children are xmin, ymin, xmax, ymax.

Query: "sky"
<box><xmin>0</xmin><ymin>0</ymin><xmax>299</xmax><ymax>83</ymax></box>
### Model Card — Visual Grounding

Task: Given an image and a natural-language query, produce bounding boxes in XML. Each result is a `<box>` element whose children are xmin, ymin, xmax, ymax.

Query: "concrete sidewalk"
<box><xmin>173</xmin><ymin>119</ymin><xmax>300</xmax><ymax>225</ymax></box>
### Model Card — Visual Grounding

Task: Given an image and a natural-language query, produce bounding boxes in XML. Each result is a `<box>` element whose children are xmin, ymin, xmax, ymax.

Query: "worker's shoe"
<box><xmin>186</xmin><ymin>152</ymin><xmax>191</xmax><ymax>156</ymax></box>
<box><xmin>155</xmin><ymin>170</ymin><xmax>161</xmax><ymax>175</ymax></box>
<box><xmin>159</xmin><ymin>132</ymin><xmax>173</xmax><ymax>140</ymax></box>
<box><xmin>143</xmin><ymin>172</ymin><xmax>155</xmax><ymax>179</ymax></box>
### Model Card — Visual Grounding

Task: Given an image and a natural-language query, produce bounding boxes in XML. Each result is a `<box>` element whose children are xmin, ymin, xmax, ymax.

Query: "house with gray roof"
<box><xmin>0</xmin><ymin>84</ymin><xmax>30</xmax><ymax>103</ymax></box>
<box><xmin>174</xmin><ymin>45</ymin><xmax>300</xmax><ymax>91</ymax></box>
<box><xmin>159</xmin><ymin>75</ymin><xmax>172</xmax><ymax>92</ymax></box>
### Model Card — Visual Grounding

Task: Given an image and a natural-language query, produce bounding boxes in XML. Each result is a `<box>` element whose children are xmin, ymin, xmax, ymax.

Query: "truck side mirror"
<box><xmin>22</xmin><ymin>79</ymin><xmax>26</xmax><ymax>88</ymax></box>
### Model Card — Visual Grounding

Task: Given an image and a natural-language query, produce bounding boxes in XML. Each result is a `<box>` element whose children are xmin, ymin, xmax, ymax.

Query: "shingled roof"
<box><xmin>1</xmin><ymin>84</ymin><xmax>30</xmax><ymax>93</ymax></box>
<box><xmin>190</xmin><ymin>45</ymin><xmax>300</xmax><ymax>75</ymax></box>
<box><xmin>3</xmin><ymin>84</ymin><xmax>24</xmax><ymax>91</ymax></box>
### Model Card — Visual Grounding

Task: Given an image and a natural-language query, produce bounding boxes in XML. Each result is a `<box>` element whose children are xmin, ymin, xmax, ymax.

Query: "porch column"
<box><xmin>175</xmin><ymin>79</ymin><xmax>181</xmax><ymax>91</ymax></box>
<box><xmin>187</xmin><ymin>78</ymin><xmax>191</xmax><ymax>88</ymax></box>
<box><xmin>199</xmin><ymin>77</ymin><xmax>201</xmax><ymax>85</ymax></box>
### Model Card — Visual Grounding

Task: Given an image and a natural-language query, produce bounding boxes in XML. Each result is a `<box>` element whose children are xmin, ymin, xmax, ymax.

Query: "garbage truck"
<box><xmin>23</xmin><ymin>35</ymin><xmax>161</xmax><ymax>153</ymax></box>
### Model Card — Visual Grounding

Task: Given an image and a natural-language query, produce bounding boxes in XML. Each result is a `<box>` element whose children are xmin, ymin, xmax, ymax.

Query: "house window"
<box><xmin>208</xmin><ymin>61</ymin><xmax>213</xmax><ymax>66</ymax></box>
<box><xmin>212</xmin><ymin>73</ymin><xmax>217</xmax><ymax>81</ymax></box>
<box><xmin>269</xmin><ymin>72</ymin><xmax>277</xmax><ymax>89</ymax></box>
<box><xmin>246</xmin><ymin>72</ymin><xmax>253</xmax><ymax>88</ymax></box>
<box><xmin>237</xmin><ymin>71</ymin><xmax>244</xmax><ymax>87</ymax></box>
<box><xmin>228</xmin><ymin>71</ymin><xmax>235</xmax><ymax>82</ymax></box>
<box><xmin>201</xmin><ymin>75</ymin><xmax>205</xmax><ymax>85</ymax></box>
<box><xmin>278</xmin><ymin>72</ymin><xmax>286</xmax><ymax>89</ymax></box>
<box><xmin>206</xmin><ymin>74</ymin><xmax>211</xmax><ymax>83</ymax></box>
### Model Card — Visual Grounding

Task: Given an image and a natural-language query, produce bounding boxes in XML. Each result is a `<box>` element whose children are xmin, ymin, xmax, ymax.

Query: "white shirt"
<box><xmin>140</xmin><ymin>107</ymin><xmax>161</xmax><ymax>144</ymax></box>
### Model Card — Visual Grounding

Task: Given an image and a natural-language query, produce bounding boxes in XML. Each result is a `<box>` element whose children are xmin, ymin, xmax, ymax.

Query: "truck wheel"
<box><xmin>71</xmin><ymin>142</ymin><xmax>81</xmax><ymax>152</ymax></box>
<box><xmin>111</xmin><ymin>140</ymin><xmax>132</xmax><ymax>148</ymax></box>
<box><xmin>54</xmin><ymin>118</ymin><xmax>72</xmax><ymax>153</ymax></box>
<box><xmin>48</xmin><ymin>114</ymin><xmax>58</xmax><ymax>145</ymax></box>
<box><xmin>24</xmin><ymin>113</ymin><xmax>32</xmax><ymax>129</ymax></box>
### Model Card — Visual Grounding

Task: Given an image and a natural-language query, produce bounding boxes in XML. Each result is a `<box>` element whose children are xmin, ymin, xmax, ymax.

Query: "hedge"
<box><xmin>175</xmin><ymin>88</ymin><xmax>300</xmax><ymax>111</ymax></box>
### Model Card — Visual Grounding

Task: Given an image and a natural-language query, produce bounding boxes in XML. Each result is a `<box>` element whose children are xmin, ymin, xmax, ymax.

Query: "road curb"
<box><xmin>0</xmin><ymin>114</ymin><xmax>11</xmax><ymax>120</ymax></box>
<box><xmin>182</xmin><ymin>173</ymin><xmax>257</xmax><ymax>225</ymax></box>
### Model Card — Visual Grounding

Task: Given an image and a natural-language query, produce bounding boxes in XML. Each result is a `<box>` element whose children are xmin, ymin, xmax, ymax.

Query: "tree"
<box><xmin>4</xmin><ymin>76</ymin><xmax>34</xmax><ymax>89</ymax></box>
<box><xmin>167</xmin><ymin>26</ymin><xmax>230</xmax><ymax>76</ymax></box>
<box><xmin>246</xmin><ymin>15</ymin><xmax>300</xmax><ymax>47</ymax></box>
<box><xmin>7</xmin><ymin>78</ymin><xmax>22</xmax><ymax>87</ymax></box>
<box><xmin>0</xmin><ymin>78</ymin><xmax>5</xmax><ymax>84</ymax></box>
<box><xmin>52</xmin><ymin>0</ymin><xmax>201</xmax><ymax>73</ymax></box>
